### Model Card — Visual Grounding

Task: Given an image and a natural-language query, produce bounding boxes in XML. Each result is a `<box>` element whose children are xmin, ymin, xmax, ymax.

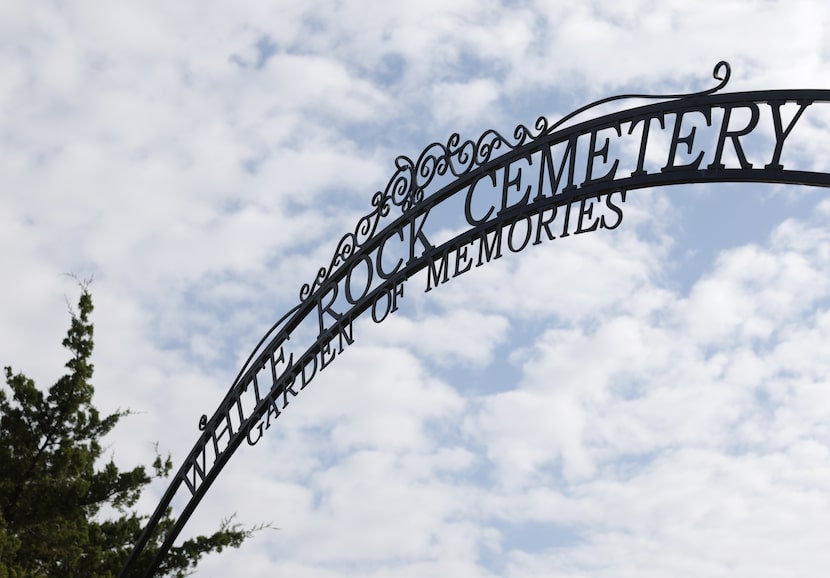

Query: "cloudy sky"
<box><xmin>3</xmin><ymin>1</ymin><xmax>830</xmax><ymax>576</ymax></box>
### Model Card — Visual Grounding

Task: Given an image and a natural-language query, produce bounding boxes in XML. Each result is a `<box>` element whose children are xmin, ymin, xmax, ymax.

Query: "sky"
<box><xmin>2</xmin><ymin>1</ymin><xmax>830</xmax><ymax>576</ymax></box>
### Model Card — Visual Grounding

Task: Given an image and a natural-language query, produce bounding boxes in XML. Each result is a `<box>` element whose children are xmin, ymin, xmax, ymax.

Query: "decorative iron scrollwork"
<box><xmin>299</xmin><ymin>62</ymin><xmax>732</xmax><ymax>302</ymax></box>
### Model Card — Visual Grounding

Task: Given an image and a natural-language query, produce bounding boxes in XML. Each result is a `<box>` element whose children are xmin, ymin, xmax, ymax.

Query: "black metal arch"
<box><xmin>120</xmin><ymin>62</ymin><xmax>830</xmax><ymax>577</ymax></box>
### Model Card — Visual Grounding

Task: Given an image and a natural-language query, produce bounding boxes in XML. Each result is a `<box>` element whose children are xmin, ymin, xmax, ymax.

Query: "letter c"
<box><xmin>464</xmin><ymin>172</ymin><xmax>497</xmax><ymax>226</ymax></box>
<box><xmin>376</xmin><ymin>226</ymin><xmax>405</xmax><ymax>279</ymax></box>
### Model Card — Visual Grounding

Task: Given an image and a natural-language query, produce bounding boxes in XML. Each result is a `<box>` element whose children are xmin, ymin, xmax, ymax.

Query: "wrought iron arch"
<box><xmin>120</xmin><ymin>62</ymin><xmax>830</xmax><ymax>577</ymax></box>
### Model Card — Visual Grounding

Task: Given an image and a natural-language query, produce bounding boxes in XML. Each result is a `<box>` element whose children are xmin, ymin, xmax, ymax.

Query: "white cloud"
<box><xmin>363</xmin><ymin>308</ymin><xmax>511</xmax><ymax>366</ymax></box>
<box><xmin>455</xmin><ymin>209</ymin><xmax>830</xmax><ymax>575</ymax></box>
<box><xmin>431</xmin><ymin>78</ymin><xmax>502</xmax><ymax>130</ymax></box>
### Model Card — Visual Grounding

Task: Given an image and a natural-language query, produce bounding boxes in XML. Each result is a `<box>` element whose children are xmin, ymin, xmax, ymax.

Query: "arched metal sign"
<box><xmin>120</xmin><ymin>62</ymin><xmax>830</xmax><ymax>576</ymax></box>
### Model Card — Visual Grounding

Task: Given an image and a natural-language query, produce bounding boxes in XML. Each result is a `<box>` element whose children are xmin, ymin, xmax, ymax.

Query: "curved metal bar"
<box><xmin>227</xmin><ymin>303</ymin><xmax>303</xmax><ymax>393</ymax></box>
<box><xmin>545</xmin><ymin>60</ymin><xmax>732</xmax><ymax>134</ymax></box>
<box><xmin>119</xmin><ymin>62</ymin><xmax>830</xmax><ymax>577</ymax></box>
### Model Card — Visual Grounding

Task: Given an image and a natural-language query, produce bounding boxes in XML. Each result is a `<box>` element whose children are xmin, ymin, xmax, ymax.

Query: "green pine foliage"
<box><xmin>0</xmin><ymin>287</ymin><xmax>259</xmax><ymax>577</ymax></box>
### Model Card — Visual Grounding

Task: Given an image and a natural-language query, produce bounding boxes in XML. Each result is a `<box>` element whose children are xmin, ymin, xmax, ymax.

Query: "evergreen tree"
<box><xmin>0</xmin><ymin>287</ymin><xmax>257</xmax><ymax>577</ymax></box>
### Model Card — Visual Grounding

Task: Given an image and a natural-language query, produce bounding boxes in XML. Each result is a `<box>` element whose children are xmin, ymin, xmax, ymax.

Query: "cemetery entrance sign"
<box><xmin>120</xmin><ymin>62</ymin><xmax>830</xmax><ymax>576</ymax></box>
